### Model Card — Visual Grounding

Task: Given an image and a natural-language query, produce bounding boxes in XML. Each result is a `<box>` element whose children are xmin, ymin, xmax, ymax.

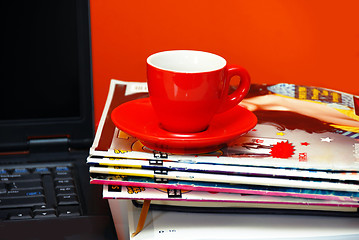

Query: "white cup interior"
<box><xmin>147</xmin><ymin>50</ymin><xmax>226</xmax><ymax>73</ymax></box>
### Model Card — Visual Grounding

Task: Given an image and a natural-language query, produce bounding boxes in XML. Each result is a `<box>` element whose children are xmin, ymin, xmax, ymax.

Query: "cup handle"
<box><xmin>217</xmin><ymin>64</ymin><xmax>251</xmax><ymax>113</ymax></box>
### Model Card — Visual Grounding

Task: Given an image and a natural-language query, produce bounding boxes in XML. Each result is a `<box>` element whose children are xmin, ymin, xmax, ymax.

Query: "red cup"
<box><xmin>147</xmin><ymin>50</ymin><xmax>250</xmax><ymax>133</ymax></box>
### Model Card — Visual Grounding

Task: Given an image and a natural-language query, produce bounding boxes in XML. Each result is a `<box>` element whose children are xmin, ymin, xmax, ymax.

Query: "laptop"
<box><xmin>0</xmin><ymin>1</ymin><xmax>117</xmax><ymax>239</ymax></box>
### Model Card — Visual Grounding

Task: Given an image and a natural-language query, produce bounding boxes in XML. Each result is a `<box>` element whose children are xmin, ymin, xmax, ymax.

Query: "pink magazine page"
<box><xmin>89</xmin><ymin>166</ymin><xmax>359</xmax><ymax>193</ymax></box>
<box><xmin>90</xmin><ymin>174</ymin><xmax>359</xmax><ymax>202</ymax></box>
<box><xmin>102</xmin><ymin>185</ymin><xmax>359</xmax><ymax>209</ymax></box>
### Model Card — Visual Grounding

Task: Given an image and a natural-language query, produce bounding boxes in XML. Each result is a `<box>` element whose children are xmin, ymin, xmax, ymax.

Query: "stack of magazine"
<box><xmin>88</xmin><ymin>79</ymin><xmax>359</xmax><ymax>216</ymax></box>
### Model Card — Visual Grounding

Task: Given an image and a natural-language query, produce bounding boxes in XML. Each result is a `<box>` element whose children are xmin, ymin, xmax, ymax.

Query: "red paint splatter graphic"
<box><xmin>270</xmin><ymin>141</ymin><xmax>295</xmax><ymax>159</ymax></box>
<box><xmin>299</xmin><ymin>152</ymin><xmax>308</xmax><ymax>162</ymax></box>
<box><xmin>301</xmin><ymin>142</ymin><xmax>310</xmax><ymax>146</ymax></box>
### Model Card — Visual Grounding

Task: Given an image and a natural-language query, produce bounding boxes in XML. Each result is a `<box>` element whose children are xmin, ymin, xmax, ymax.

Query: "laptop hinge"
<box><xmin>28</xmin><ymin>137</ymin><xmax>69</xmax><ymax>153</ymax></box>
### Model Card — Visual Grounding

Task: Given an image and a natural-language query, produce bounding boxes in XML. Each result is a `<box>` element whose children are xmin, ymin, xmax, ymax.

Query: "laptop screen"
<box><xmin>1</xmin><ymin>1</ymin><xmax>80</xmax><ymax>120</ymax></box>
<box><xmin>0</xmin><ymin>1</ymin><xmax>94</xmax><ymax>151</ymax></box>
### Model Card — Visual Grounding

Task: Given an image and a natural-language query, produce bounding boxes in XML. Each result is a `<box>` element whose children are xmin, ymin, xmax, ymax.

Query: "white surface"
<box><xmin>108</xmin><ymin>199</ymin><xmax>129</xmax><ymax>240</ymax></box>
<box><xmin>109</xmin><ymin>200</ymin><xmax>359</xmax><ymax>240</ymax></box>
<box><xmin>147</xmin><ymin>50</ymin><xmax>226</xmax><ymax>73</ymax></box>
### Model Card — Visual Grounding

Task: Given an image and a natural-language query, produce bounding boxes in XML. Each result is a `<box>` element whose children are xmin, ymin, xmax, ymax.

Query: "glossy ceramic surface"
<box><xmin>111</xmin><ymin>98</ymin><xmax>257</xmax><ymax>154</ymax></box>
<box><xmin>147</xmin><ymin>50</ymin><xmax>251</xmax><ymax>133</ymax></box>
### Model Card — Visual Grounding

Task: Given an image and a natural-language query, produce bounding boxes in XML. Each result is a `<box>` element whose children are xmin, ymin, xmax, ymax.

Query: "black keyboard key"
<box><xmin>8</xmin><ymin>181</ymin><xmax>43</xmax><ymax>190</ymax></box>
<box><xmin>33</xmin><ymin>209</ymin><xmax>57</xmax><ymax>218</ymax></box>
<box><xmin>33</xmin><ymin>167</ymin><xmax>51</xmax><ymax>175</ymax></box>
<box><xmin>56</xmin><ymin>186</ymin><xmax>76</xmax><ymax>196</ymax></box>
<box><xmin>54</xmin><ymin>179</ymin><xmax>74</xmax><ymax>187</ymax></box>
<box><xmin>0</xmin><ymin>174</ymin><xmax>41</xmax><ymax>183</ymax></box>
<box><xmin>8</xmin><ymin>208</ymin><xmax>33</xmax><ymax>220</ymax></box>
<box><xmin>5</xmin><ymin>189</ymin><xmax>44</xmax><ymax>198</ymax></box>
<box><xmin>58</xmin><ymin>205</ymin><xmax>80</xmax><ymax>217</ymax></box>
<box><xmin>57</xmin><ymin>195</ymin><xmax>79</xmax><ymax>205</ymax></box>
<box><xmin>42</xmin><ymin>175</ymin><xmax>57</xmax><ymax>208</ymax></box>
<box><xmin>0</xmin><ymin>196</ymin><xmax>45</xmax><ymax>209</ymax></box>
<box><xmin>54</xmin><ymin>171</ymin><xmax>72</xmax><ymax>180</ymax></box>
<box><xmin>32</xmin><ymin>204</ymin><xmax>50</xmax><ymax>212</ymax></box>
<box><xmin>55</xmin><ymin>166</ymin><xmax>70</xmax><ymax>172</ymax></box>
<box><xmin>13</xmin><ymin>168</ymin><xmax>30</xmax><ymax>174</ymax></box>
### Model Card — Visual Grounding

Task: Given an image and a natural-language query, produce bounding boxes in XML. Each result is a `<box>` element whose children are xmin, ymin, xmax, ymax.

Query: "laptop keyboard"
<box><xmin>0</xmin><ymin>163</ymin><xmax>82</xmax><ymax>220</ymax></box>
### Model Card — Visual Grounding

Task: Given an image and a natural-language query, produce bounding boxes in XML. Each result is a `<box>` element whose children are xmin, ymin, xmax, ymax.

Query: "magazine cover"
<box><xmin>90</xmin><ymin>173</ymin><xmax>359</xmax><ymax>202</ymax></box>
<box><xmin>102</xmin><ymin>185</ymin><xmax>359</xmax><ymax>210</ymax></box>
<box><xmin>90</xmin><ymin>165</ymin><xmax>359</xmax><ymax>192</ymax></box>
<box><xmin>88</xmin><ymin>156</ymin><xmax>359</xmax><ymax>181</ymax></box>
<box><xmin>89</xmin><ymin>80</ymin><xmax>359</xmax><ymax>171</ymax></box>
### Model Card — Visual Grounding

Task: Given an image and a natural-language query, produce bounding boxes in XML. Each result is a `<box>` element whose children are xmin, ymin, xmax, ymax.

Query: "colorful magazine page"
<box><xmin>87</xmin><ymin>156</ymin><xmax>359</xmax><ymax>181</ymax></box>
<box><xmin>102</xmin><ymin>185</ymin><xmax>359</xmax><ymax>209</ymax></box>
<box><xmin>89</xmin><ymin>166</ymin><xmax>359</xmax><ymax>192</ymax></box>
<box><xmin>90</xmin><ymin>79</ymin><xmax>359</xmax><ymax>171</ymax></box>
<box><xmin>131</xmin><ymin>199</ymin><xmax>358</xmax><ymax>213</ymax></box>
<box><xmin>90</xmin><ymin>173</ymin><xmax>359</xmax><ymax>202</ymax></box>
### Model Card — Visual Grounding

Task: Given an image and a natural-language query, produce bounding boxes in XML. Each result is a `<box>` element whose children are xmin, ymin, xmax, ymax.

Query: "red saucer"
<box><xmin>111</xmin><ymin>98</ymin><xmax>257</xmax><ymax>154</ymax></box>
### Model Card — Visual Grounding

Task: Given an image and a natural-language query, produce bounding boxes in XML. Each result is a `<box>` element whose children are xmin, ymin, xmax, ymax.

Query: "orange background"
<box><xmin>89</xmin><ymin>0</ymin><xmax>359</xmax><ymax>125</ymax></box>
